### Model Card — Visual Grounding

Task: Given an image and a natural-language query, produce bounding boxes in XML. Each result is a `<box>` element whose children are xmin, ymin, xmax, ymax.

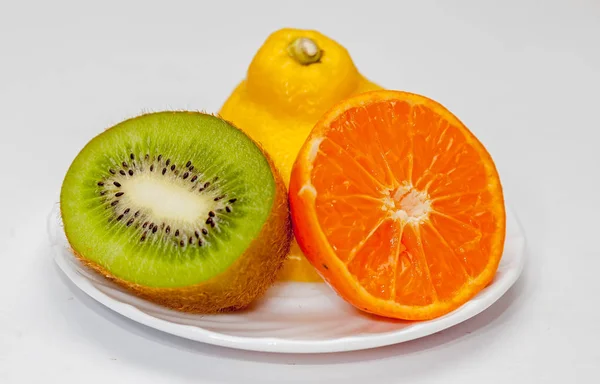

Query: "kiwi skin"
<box><xmin>63</xmin><ymin>116</ymin><xmax>292</xmax><ymax>313</ymax></box>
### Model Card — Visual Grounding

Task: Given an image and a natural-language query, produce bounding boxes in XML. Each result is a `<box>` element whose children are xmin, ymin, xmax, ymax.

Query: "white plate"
<box><xmin>47</xmin><ymin>204</ymin><xmax>525</xmax><ymax>354</ymax></box>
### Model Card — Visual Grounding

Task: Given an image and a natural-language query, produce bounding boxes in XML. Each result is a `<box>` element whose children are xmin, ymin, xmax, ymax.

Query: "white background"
<box><xmin>1</xmin><ymin>0</ymin><xmax>598</xmax><ymax>383</ymax></box>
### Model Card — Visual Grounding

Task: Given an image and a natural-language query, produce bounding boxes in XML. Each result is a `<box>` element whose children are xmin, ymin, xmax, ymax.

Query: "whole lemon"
<box><xmin>220</xmin><ymin>28</ymin><xmax>382</xmax><ymax>282</ymax></box>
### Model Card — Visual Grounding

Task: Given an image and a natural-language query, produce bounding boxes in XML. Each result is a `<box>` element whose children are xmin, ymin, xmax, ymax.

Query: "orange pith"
<box><xmin>289</xmin><ymin>90</ymin><xmax>506</xmax><ymax>320</ymax></box>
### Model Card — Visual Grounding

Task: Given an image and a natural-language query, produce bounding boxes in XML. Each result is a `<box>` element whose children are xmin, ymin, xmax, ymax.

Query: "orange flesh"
<box><xmin>290</xmin><ymin>91</ymin><xmax>505</xmax><ymax>320</ymax></box>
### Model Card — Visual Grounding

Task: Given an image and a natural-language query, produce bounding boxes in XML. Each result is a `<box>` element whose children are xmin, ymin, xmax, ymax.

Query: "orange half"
<box><xmin>289</xmin><ymin>90</ymin><xmax>506</xmax><ymax>320</ymax></box>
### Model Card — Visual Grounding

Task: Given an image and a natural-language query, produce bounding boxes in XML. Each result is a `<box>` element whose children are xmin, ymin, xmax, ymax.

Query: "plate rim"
<box><xmin>48</xmin><ymin>204</ymin><xmax>526</xmax><ymax>354</ymax></box>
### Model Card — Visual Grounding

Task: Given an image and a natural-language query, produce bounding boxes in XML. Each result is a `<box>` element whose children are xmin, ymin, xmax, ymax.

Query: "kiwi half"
<box><xmin>60</xmin><ymin>111</ymin><xmax>291</xmax><ymax>313</ymax></box>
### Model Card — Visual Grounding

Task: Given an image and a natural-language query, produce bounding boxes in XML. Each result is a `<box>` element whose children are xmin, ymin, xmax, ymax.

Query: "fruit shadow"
<box><xmin>54</xmin><ymin>258</ymin><xmax>527</xmax><ymax>369</ymax></box>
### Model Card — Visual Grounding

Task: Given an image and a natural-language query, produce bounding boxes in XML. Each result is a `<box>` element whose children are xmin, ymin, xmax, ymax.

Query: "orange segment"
<box><xmin>328</xmin><ymin>107</ymin><xmax>400</xmax><ymax>188</ymax></box>
<box><xmin>312</xmin><ymin>138</ymin><xmax>385</xmax><ymax>197</ymax></box>
<box><xmin>419</xmin><ymin>222</ymin><xmax>470</xmax><ymax>300</ymax></box>
<box><xmin>428</xmin><ymin>212</ymin><xmax>493</xmax><ymax>278</ymax></box>
<box><xmin>368</xmin><ymin>101</ymin><xmax>414</xmax><ymax>186</ymax></box>
<box><xmin>395</xmin><ymin>224</ymin><xmax>436</xmax><ymax>306</ymax></box>
<box><xmin>315</xmin><ymin>193</ymin><xmax>384</xmax><ymax>263</ymax></box>
<box><xmin>347</xmin><ymin>218</ymin><xmax>398</xmax><ymax>300</ymax></box>
<box><xmin>290</xmin><ymin>90</ymin><xmax>505</xmax><ymax>320</ymax></box>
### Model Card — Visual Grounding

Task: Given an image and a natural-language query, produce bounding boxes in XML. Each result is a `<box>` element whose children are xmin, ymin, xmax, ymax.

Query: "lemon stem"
<box><xmin>288</xmin><ymin>37</ymin><xmax>322</xmax><ymax>65</ymax></box>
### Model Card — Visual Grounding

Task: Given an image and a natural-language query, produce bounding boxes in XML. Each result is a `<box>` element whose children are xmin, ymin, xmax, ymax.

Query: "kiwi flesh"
<box><xmin>60</xmin><ymin>111</ymin><xmax>291</xmax><ymax>313</ymax></box>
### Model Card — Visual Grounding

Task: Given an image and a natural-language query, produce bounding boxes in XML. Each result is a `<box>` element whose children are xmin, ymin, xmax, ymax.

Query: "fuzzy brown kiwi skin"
<box><xmin>64</xmin><ymin>121</ymin><xmax>292</xmax><ymax>313</ymax></box>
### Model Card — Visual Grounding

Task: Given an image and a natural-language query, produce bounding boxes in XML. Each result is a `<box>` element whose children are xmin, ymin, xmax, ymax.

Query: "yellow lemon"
<box><xmin>220</xmin><ymin>28</ymin><xmax>382</xmax><ymax>282</ymax></box>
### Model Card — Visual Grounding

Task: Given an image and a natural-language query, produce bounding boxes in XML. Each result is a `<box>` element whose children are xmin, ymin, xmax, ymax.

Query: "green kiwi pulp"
<box><xmin>60</xmin><ymin>112</ymin><xmax>290</xmax><ymax>308</ymax></box>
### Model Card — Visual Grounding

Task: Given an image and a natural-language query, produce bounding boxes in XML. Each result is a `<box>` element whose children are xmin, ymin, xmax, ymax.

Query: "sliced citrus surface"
<box><xmin>289</xmin><ymin>90</ymin><xmax>506</xmax><ymax>320</ymax></box>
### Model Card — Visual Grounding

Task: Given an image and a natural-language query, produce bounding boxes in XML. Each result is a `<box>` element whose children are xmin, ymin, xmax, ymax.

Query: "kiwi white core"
<box><xmin>121</xmin><ymin>174</ymin><xmax>214</xmax><ymax>224</ymax></box>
